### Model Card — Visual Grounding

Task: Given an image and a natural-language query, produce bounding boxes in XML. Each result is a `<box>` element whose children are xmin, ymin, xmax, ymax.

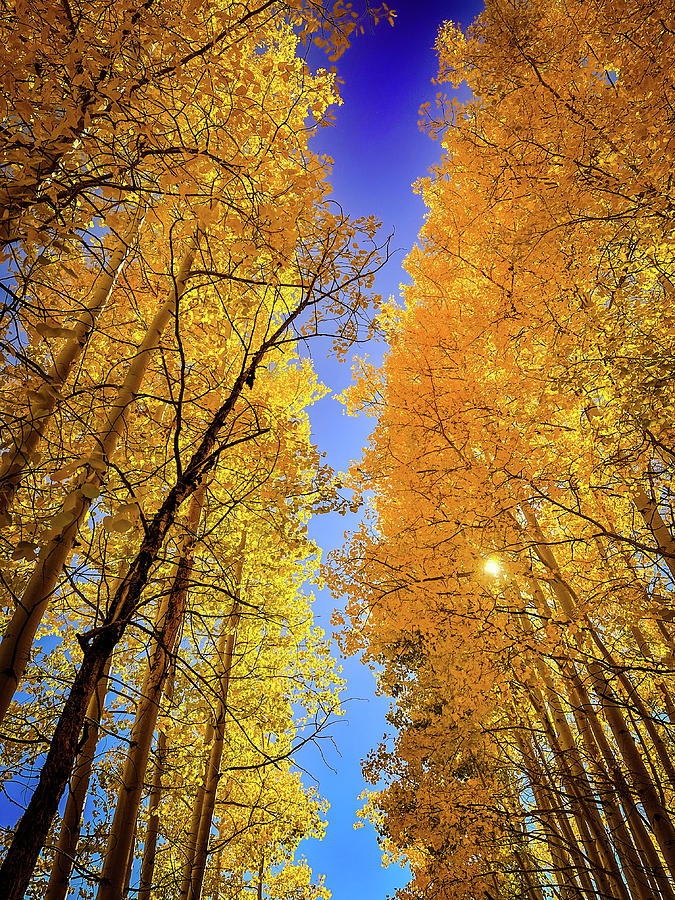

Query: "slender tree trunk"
<box><xmin>213</xmin><ymin>821</ymin><xmax>228</xmax><ymax>900</ymax></box>
<box><xmin>212</xmin><ymin>844</ymin><xmax>222</xmax><ymax>900</ymax></box>
<box><xmin>524</xmin><ymin>664</ymin><xmax>630</xmax><ymax>900</ymax></box>
<box><xmin>585</xmin><ymin>658</ymin><xmax>675</xmax><ymax>879</ymax></box>
<box><xmin>0</xmin><ymin>612</ymin><xmax>119</xmax><ymax>900</ymax></box>
<box><xmin>587</xmin><ymin>623</ymin><xmax>675</xmax><ymax>792</ymax></box>
<box><xmin>594</xmin><ymin>526</ymin><xmax>675</xmax><ymax>727</ymax></box>
<box><xmin>0</xmin><ymin>282</ymin><xmax>297</xmax><ymax>898</ymax></box>
<box><xmin>566</xmin><ymin>666</ymin><xmax>675</xmax><ymax>900</ymax></box>
<box><xmin>179</xmin><ymin>728</ymin><xmax>212</xmax><ymax>900</ymax></box>
<box><xmin>97</xmin><ymin>484</ymin><xmax>206</xmax><ymax>900</ymax></box>
<box><xmin>137</xmin><ymin>665</ymin><xmax>175</xmax><ymax>900</ymax></box>
<box><xmin>584</xmin><ymin>405</ymin><xmax>675</xmax><ymax>579</ymax></box>
<box><xmin>515</xmin><ymin>593</ymin><xmax>630</xmax><ymax>899</ymax></box>
<box><xmin>512</xmin><ymin>848</ymin><xmax>546</xmax><ymax>900</ymax></box>
<box><xmin>516</xmin><ymin>726</ymin><xmax>593</xmax><ymax>899</ymax></box>
<box><xmin>122</xmin><ymin>819</ymin><xmax>137</xmax><ymax>899</ymax></box>
<box><xmin>45</xmin><ymin>657</ymin><xmax>112</xmax><ymax>900</ymax></box>
<box><xmin>631</xmin><ymin>484</ymin><xmax>675</xmax><ymax>581</ymax></box>
<box><xmin>565</xmin><ymin>678</ymin><xmax>652</xmax><ymax>900</ymax></box>
<box><xmin>523</xmin><ymin>571</ymin><xmax>663</xmax><ymax>899</ymax></box>
<box><xmin>136</xmin><ymin>727</ymin><xmax>168</xmax><ymax>900</ymax></box>
<box><xmin>188</xmin><ymin>595</ymin><xmax>242</xmax><ymax>900</ymax></box>
<box><xmin>180</xmin><ymin>544</ymin><xmax>245</xmax><ymax>900</ymax></box>
<box><xmin>521</xmin><ymin>501</ymin><xmax>675</xmax><ymax>879</ymax></box>
<box><xmin>533</xmin><ymin>737</ymin><xmax>607</xmax><ymax>900</ymax></box>
<box><xmin>0</xmin><ymin>207</ymin><xmax>144</xmax><ymax>519</ymax></box>
<box><xmin>655</xmin><ymin>618</ymin><xmax>675</xmax><ymax>656</ymax></box>
<box><xmin>0</xmin><ymin>239</ymin><xmax>196</xmax><ymax>725</ymax></box>
<box><xmin>631</xmin><ymin>623</ymin><xmax>675</xmax><ymax>726</ymax></box>
<box><xmin>256</xmin><ymin>856</ymin><xmax>264</xmax><ymax>900</ymax></box>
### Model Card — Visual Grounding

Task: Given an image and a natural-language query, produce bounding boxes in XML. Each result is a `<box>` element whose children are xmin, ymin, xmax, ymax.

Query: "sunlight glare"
<box><xmin>484</xmin><ymin>558</ymin><xmax>501</xmax><ymax>577</ymax></box>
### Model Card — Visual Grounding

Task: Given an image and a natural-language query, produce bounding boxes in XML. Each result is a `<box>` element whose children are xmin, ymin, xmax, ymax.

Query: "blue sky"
<box><xmin>301</xmin><ymin>2</ymin><xmax>482</xmax><ymax>898</ymax></box>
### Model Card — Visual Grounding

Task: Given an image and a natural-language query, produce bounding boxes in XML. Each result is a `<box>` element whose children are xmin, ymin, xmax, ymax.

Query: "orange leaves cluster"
<box><xmin>330</xmin><ymin>2</ymin><xmax>675</xmax><ymax>898</ymax></box>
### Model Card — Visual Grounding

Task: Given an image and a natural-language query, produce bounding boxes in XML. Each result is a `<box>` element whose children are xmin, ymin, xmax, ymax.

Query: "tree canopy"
<box><xmin>3</xmin><ymin>1</ymin><xmax>675</xmax><ymax>899</ymax></box>
<box><xmin>331</xmin><ymin>1</ymin><xmax>675</xmax><ymax>898</ymax></box>
<box><xmin>0</xmin><ymin>0</ymin><xmax>389</xmax><ymax>897</ymax></box>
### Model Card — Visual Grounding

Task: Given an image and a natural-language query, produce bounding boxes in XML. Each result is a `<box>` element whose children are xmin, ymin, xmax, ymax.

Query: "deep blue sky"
<box><xmin>302</xmin><ymin>2</ymin><xmax>483</xmax><ymax>898</ymax></box>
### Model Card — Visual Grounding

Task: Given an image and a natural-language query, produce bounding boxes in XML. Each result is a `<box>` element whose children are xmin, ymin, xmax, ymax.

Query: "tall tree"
<box><xmin>332</xmin><ymin>1</ymin><xmax>675</xmax><ymax>897</ymax></box>
<box><xmin>0</xmin><ymin>1</ymin><xmax>390</xmax><ymax>897</ymax></box>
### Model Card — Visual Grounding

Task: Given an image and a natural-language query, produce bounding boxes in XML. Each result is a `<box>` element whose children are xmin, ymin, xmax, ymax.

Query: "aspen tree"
<box><xmin>566</xmin><ymin>670</ymin><xmax>675</xmax><ymax>899</ymax></box>
<box><xmin>44</xmin><ymin>657</ymin><xmax>112</xmax><ymax>900</ymax></box>
<box><xmin>179</xmin><ymin>715</ymin><xmax>219</xmax><ymax>899</ymax></box>
<box><xmin>187</xmin><ymin>595</ymin><xmax>242</xmax><ymax>900</ymax></box>
<box><xmin>523</xmin><ymin>505</ymin><xmax>675</xmax><ymax>876</ymax></box>
<box><xmin>513</xmin><ymin>727</ymin><xmax>592</xmax><ymax>899</ymax></box>
<box><xmin>333</xmin><ymin>3</ymin><xmax>675</xmax><ymax>896</ymax></box>
<box><xmin>0</xmin><ymin>1</ymin><xmax>388</xmax><ymax>896</ymax></box>
<box><xmin>136</xmin><ymin>663</ymin><xmax>174</xmax><ymax>900</ymax></box>
<box><xmin>97</xmin><ymin>484</ymin><xmax>206</xmax><ymax>900</ymax></box>
<box><xmin>0</xmin><ymin>207</ymin><xmax>144</xmax><ymax>519</ymax></box>
<box><xmin>0</xmin><ymin>240</ymin><xmax>197</xmax><ymax>723</ymax></box>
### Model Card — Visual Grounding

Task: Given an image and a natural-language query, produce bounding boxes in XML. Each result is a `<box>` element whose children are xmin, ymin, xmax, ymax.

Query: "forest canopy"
<box><xmin>332</xmin><ymin>1</ymin><xmax>675</xmax><ymax>898</ymax></box>
<box><xmin>0</xmin><ymin>0</ymin><xmax>389</xmax><ymax>897</ymax></box>
<box><xmin>2</xmin><ymin>1</ymin><xmax>675</xmax><ymax>900</ymax></box>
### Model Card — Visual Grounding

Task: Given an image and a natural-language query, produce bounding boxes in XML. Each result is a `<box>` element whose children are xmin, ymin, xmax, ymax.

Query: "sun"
<box><xmin>483</xmin><ymin>558</ymin><xmax>501</xmax><ymax>577</ymax></box>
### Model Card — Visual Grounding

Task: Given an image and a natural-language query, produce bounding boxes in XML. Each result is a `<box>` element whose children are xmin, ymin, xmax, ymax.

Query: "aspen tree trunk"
<box><xmin>212</xmin><ymin>834</ymin><xmax>222</xmax><ymax>900</ymax></box>
<box><xmin>523</xmin><ymin>666</ymin><xmax>630</xmax><ymax>900</ymax></box>
<box><xmin>521</xmin><ymin>501</ymin><xmax>675</xmax><ymax>879</ymax></box>
<box><xmin>188</xmin><ymin>597</ymin><xmax>242</xmax><ymax>900</ymax></box>
<box><xmin>575</xmin><ymin>817</ymin><xmax>616</xmax><ymax>900</ymax></box>
<box><xmin>586</xmin><ymin>658</ymin><xmax>675</xmax><ymax>879</ymax></box>
<box><xmin>45</xmin><ymin>657</ymin><xmax>112</xmax><ymax>900</ymax></box>
<box><xmin>257</xmin><ymin>857</ymin><xmax>264</xmax><ymax>900</ymax></box>
<box><xmin>601</xmin><ymin>524</ymin><xmax>675</xmax><ymax>663</ymax></box>
<box><xmin>122</xmin><ymin>820</ymin><xmax>137</xmax><ymax>899</ymax></box>
<box><xmin>524</xmin><ymin>686</ymin><xmax>605</xmax><ymax>897</ymax></box>
<box><xmin>0</xmin><ymin>239</ymin><xmax>196</xmax><ymax>725</ymax></box>
<box><xmin>588</xmin><ymin>623</ymin><xmax>675</xmax><ymax>792</ymax></box>
<box><xmin>45</xmin><ymin>563</ymin><xmax>129</xmax><ymax>900</ymax></box>
<box><xmin>531</xmin><ymin>738</ymin><xmax>609</xmax><ymax>900</ymax></box>
<box><xmin>180</xmin><ymin>544</ymin><xmax>245</xmax><ymax>900</ymax></box>
<box><xmin>631</xmin><ymin>623</ymin><xmax>675</xmax><ymax>726</ymax></box>
<box><xmin>525</xmin><ymin>565</ymin><xmax>673</xmax><ymax>896</ymax></box>
<box><xmin>97</xmin><ymin>484</ymin><xmax>206</xmax><ymax>900</ymax></box>
<box><xmin>538</xmin><ymin>732</ymin><xmax>617</xmax><ymax>900</ymax></box>
<box><xmin>566</xmin><ymin>684</ymin><xmax>652</xmax><ymax>900</ymax></box>
<box><xmin>514</xmin><ymin>599</ymin><xmax>630</xmax><ymax>899</ymax></box>
<box><xmin>515</xmin><ymin>734</ymin><xmax>584</xmax><ymax>899</ymax></box>
<box><xmin>512</xmin><ymin>849</ymin><xmax>545</xmax><ymax>900</ymax></box>
<box><xmin>517</xmin><ymin>727</ymin><xmax>594</xmax><ymax>900</ymax></box>
<box><xmin>584</xmin><ymin>406</ymin><xmax>675</xmax><ymax>578</ymax></box>
<box><xmin>631</xmin><ymin>484</ymin><xmax>675</xmax><ymax>581</ymax></box>
<box><xmin>0</xmin><ymin>207</ymin><xmax>144</xmax><ymax>519</ymax></box>
<box><xmin>179</xmin><ymin>725</ymin><xmax>213</xmax><ymax>900</ymax></box>
<box><xmin>524</xmin><ymin>576</ymin><xmax>667</xmax><ymax>897</ymax></box>
<box><xmin>136</xmin><ymin>729</ymin><xmax>167</xmax><ymax>900</ymax></box>
<box><xmin>655</xmin><ymin>618</ymin><xmax>675</xmax><ymax>655</ymax></box>
<box><xmin>595</xmin><ymin>525</ymin><xmax>675</xmax><ymax>724</ymax></box>
<box><xmin>137</xmin><ymin>664</ymin><xmax>175</xmax><ymax>900</ymax></box>
<box><xmin>567</xmin><ymin>667</ymin><xmax>675</xmax><ymax>900</ymax></box>
<box><xmin>0</xmin><ymin>290</ymin><xmax>290</xmax><ymax>897</ymax></box>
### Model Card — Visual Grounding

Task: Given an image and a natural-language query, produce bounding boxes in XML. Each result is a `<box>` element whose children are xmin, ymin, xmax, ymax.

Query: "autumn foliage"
<box><xmin>332</xmin><ymin>1</ymin><xmax>675</xmax><ymax>898</ymax></box>
<box><xmin>4</xmin><ymin>0</ymin><xmax>675</xmax><ymax>898</ymax></box>
<box><xmin>0</xmin><ymin>0</ymin><xmax>390</xmax><ymax>898</ymax></box>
